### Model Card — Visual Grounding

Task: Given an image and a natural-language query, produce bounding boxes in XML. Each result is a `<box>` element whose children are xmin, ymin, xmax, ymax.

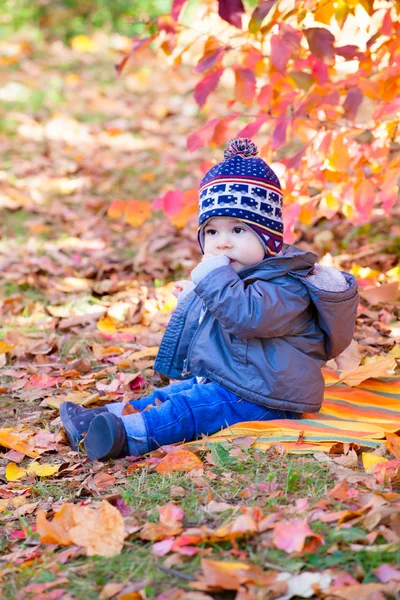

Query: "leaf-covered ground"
<box><xmin>1</xmin><ymin>32</ymin><xmax>400</xmax><ymax>600</ymax></box>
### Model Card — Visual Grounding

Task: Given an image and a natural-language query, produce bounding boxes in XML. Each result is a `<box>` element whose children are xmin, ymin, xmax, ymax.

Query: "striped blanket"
<box><xmin>202</xmin><ymin>369</ymin><xmax>400</xmax><ymax>453</ymax></box>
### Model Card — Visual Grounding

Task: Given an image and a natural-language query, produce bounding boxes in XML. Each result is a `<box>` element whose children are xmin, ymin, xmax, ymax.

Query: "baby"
<box><xmin>60</xmin><ymin>138</ymin><xmax>358</xmax><ymax>460</ymax></box>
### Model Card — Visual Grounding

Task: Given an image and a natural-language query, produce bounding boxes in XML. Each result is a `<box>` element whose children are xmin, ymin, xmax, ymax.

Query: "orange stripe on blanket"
<box><xmin>191</xmin><ymin>373</ymin><xmax>400</xmax><ymax>454</ymax></box>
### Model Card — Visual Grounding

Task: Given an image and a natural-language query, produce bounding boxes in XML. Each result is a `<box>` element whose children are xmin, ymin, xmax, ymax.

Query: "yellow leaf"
<box><xmin>97</xmin><ymin>315</ymin><xmax>117</xmax><ymax>333</ymax></box>
<box><xmin>127</xmin><ymin>347</ymin><xmax>159</xmax><ymax>361</ymax></box>
<box><xmin>6</xmin><ymin>462</ymin><xmax>27</xmax><ymax>481</ymax></box>
<box><xmin>362</xmin><ymin>453</ymin><xmax>388</xmax><ymax>473</ymax></box>
<box><xmin>46</xmin><ymin>391</ymin><xmax>100</xmax><ymax>410</ymax></box>
<box><xmin>319</xmin><ymin>193</ymin><xmax>339</xmax><ymax>220</ymax></box>
<box><xmin>70</xmin><ymin>35</ymin><xmax>98</xmax><ymax>53</ymax></box>
<box><xmin>0</xmin><ymin>496</ymin><xmax>27</xmax><ymax>514</ymax></box>
<box><xmin>27</xmin><ymin>462</ymin><xmax>60</xmax><ymax>477</ymax></box>
<box><xmin>314</xmin><ymin>0</ymin><xmax>336</xmax><ymax>24</ymax></box>
<box><xmin>0</xmin><ymin>341</ymin><xmax>15</xmax><ymax>354</ymax></box>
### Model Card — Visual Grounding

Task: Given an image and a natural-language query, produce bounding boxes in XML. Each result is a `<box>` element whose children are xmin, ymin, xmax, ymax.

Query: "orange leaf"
<box><xmin>140</xmin><ymin>503</ymin><xmax>184</xmax><ymax>541</ymax></box>
<box><xmin>234</xmin><ymin>67</ymin><xmax>256</xmax><ymax>106</ymax></box>
<box><xmin>195</xmin><ymin>558</ymin><xmax>273</xmax><ymax>591</ymax></box>
<box><xmin>155</xmin><ymin>449</ymin><xmax>203</xmax><ymax>474</ymax></box>
<box><xmin>124</xmin><ymin>200</ymin><xmax>152</xmax><ymax>227</ymax></box>
<box><xmin>37</xmin><ymin>503</ymin><xmax>76</xmax><ymax>545</ymax></box>
<box><xmin>386</xmin><ymin>433</ymin><xmax>400</xmax><ymax>460</ymax></box>
<box><xmin>108</xmin><ymin>200</ymin><xmax>126</xmax><ymax>219</ymax></box>
<box><xmin>0</xmin><ymin>428</ymin><xmax>39</xmax><ymax>459</ymax></box>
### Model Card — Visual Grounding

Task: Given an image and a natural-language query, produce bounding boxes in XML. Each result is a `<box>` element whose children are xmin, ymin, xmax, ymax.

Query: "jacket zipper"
<box><xmin>182</xmin><ymin>306</ymin><xmax>208</xmax><ymax>376</ymax></box>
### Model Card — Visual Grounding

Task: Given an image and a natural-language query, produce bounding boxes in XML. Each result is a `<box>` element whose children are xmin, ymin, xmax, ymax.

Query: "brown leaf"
<box><xmin>385</xmin><ymin>433</ymin><xmax>400</xmax><ymax>460</ymax></box>
<box><xmin>69</xmin><ymin>500</ymin><xmax>125</xmax><ymax>557</ymax></box>
<box><xmin>338</xmin><ymin>356</ymin><xmax>397</xmax><ymax>386</ymax></box>
<box><xmin>192</xmin><ymin>558</ymin><xmax>274</xmax><ymax>591</ymax></box>
<box><xmin>359</xmin><ymin>282</ymin><xmax>399</xmax><ymax>306</ymax></box>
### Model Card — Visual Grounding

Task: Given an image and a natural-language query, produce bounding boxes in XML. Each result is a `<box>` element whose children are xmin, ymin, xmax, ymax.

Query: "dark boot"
<box><xmin>60</xmin><ymin>402</ymin><xmax>108</xmax><ymax>451</ymax></box>
<box><xmin>84</xmin><ymin>412</ymin><xmax>127</xmax><ymax>461</ymax></box>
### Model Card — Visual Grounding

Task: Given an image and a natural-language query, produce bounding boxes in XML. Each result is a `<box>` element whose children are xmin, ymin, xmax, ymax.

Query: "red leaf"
<box><xmin>343</xmin><ymin>86</ymin><xmax>363</xmax><ymax>121</ymax></box>
<box><xmin>273</xmin><ymin>519</ymin><xmax>324</xmax><ymax>553</ymax></box>
<box><xmin>115</xmin><ymin>36</ymin><xmax>155</xmax><ymax>75</ymax></box>
<box><xmin>280</xmin><ymin>23</ymin><xmax>302</xmax><ymax>50</ymax></box>
<box><xmin>379</xmin><ymin>175</ymin><xmax>399</xmax><ymax>214</ymax></box>
<box><xmin>237</xmin><ymin>116</ymin><xmax>268</xmax><ymax>138</ymax></box>
<box><xmin>258</xmin><ymin>84</ymin><xmax>272</xmax><ymax>107</ymax></box>
<box><xmin>373</xmin><ymin>97</ymin><xmax>400</xmax><ymax>120</ymax></box>
<box><xmin>270</xmin><ymin>34</ymin><xmax>292</xmax><ymax>73</ymax></box>
<box><xmin>152</xmin><ymin>190</ymin><xmax>183</xmax><ymax>216</ymax></box>
<box><xmin>311</xmin><ymin>58</ymin><xmax>329</xmax><ymax>84</ymax></box>
<box><xmin>171</xmin><ymin>0</ymin><xmax>188</xmax><ymax>21</ymax></box>
<box><xmin>304</xmin><ymin>27</ymin><xmax>335</xmax><ymax>62</ymax></box>
<box><xmin>187</xmin><ymin>118</ymin><xmax>220</xmax><ymax>152</ymax></box>
<box><xmin>234</xmin><ymin>67</ymin><xmax>256</xmax><ymax>106</ymax></box>
<box><xmin>280</xmin><ymin>146</ymin><xmax>306</xmax><ymax>170</ymax></box>
<box><xmin>194</xmin><ymin>68</ymin><xmax>224</xmax><ymax>107</ymax></box>
<box><xmin>381</xmin><ymin>9</ymin><xmax>392</xmax><ymax>36</ymax></box>
<box><xmin>249</xmin><ymin>0</ymin><xmax>277</xmax><ymax>34</ymax></box>
<box><xmin>282</xmin><ymin>202</ymin><xmax>301</xmax><ymax>244</ymax></box>
<box><xmin>218</xmin><ymin>0</ymin><xmax>245</xmax><ymax>28</ymax></box>
<box><xmin>335</xmin><ymin>45</ymin><xmax>363</xmax><ymax>60</ymax></box>
<box><xmin>354</xmin><ymin>180</ymin><xmax>375</xmax><ymax>223</ymax></box>
<box><xmin>195</xmin><ymin>47</ymin><xmax>225</xmax><ymax>73</ymax></box>
<box><xmin>270</xmin><ymin>118</ymin><xmax>289</xmax><ymax>150</ymax></box>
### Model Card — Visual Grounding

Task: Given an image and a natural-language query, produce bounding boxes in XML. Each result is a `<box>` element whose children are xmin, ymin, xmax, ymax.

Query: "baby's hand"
<box><xmin>173</xmin><ymin>280</ymin><xmax>191</xmax><ymax>298</ymax></box>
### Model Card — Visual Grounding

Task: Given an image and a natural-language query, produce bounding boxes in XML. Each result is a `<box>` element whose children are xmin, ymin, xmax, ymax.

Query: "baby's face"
<box><xmin>203</xmin><ymin>217</ymin><xmax>265</xmax><ymax>272</ymax></box>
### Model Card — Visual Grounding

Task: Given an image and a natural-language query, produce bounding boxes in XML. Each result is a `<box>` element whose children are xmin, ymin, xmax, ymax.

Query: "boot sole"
<box><xmin>84</xmin><ymin>413</ymin><xmax>125</xmax><ymax>461</ymax></box>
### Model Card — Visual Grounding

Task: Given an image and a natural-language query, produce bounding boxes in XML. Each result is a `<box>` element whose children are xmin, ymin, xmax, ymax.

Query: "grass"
<box><xmin>2</xmin><ymin>450</ymin><xmax>398</xmax><ymax>598</ymax></box>
<box><xmin>2</xmin><ymin>449</ymin><xmax>373</xmax><ymax>599</ymax></box>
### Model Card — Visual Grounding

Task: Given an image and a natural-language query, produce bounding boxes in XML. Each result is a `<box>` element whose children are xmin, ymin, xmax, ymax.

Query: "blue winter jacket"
<box><xmin>154</xmin><ymin>245</ymin><xmax>359</xmax><ymax>413</ymax></box>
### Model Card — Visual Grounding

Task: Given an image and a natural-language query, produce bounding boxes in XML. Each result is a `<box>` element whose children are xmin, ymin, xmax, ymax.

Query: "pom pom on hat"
<box><xmin>224</xmin><ymin>137</ymin><xmax>258</xmax><ymax>159</ymax></box>
<box><xmin>198</xmin><ymin>137</ymin><xmax>284</xmax><ymax>258</ymax></box>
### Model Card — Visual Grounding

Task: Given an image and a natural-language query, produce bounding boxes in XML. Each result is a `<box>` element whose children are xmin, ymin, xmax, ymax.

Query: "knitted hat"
<box><xmin>198</xmin><ymin>138</ymin><xmax>284</xmax><ymax>257</ymax></box>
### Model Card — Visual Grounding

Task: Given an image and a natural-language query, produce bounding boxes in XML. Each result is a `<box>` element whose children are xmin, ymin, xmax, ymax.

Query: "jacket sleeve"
<box><xmin>194</xmin><ymin>265</ymin><xmax>310</xmax><ymax>339</ymax></box>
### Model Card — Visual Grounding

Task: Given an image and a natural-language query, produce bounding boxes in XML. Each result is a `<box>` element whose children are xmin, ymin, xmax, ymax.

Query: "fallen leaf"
<box><xmin>362</xmin><ymin>452</ymin><xmax>388</xmax><ymax>473</ymax></box>
<box><xmin>338</xmin><ymin>356</ymin><xmax>397</xmax><ymax>386</ymax></box>
<box><xmin>37</xmin><ymin>503</ymin><xmax>76</xmax><ymax>545</ymax></box>
<box><xmin>373</xmin><ymin>564</ymin><xmax>400</xmax><ymax>583</ymax></box>
<box><xmin>359</xmin><ymin>282</ymin><xmax>399</xmax><ymax>306</ymax></box>
<box><xmin>5</xmin><ymin>462</ymin><xmax>27</xmax><ymax>482</ymax></box>
<box><xmin>69</xmin><ymin>500</ymin><xmax>125</xmax><ymax>557</ymax></box>
<box><xmin>155</xmin><ymin>449</ymin><xmax>203</xmax><ymax>474</ymax></box>
<box><xmin>385</xmin><ymin>432</ymin><xmax>400</xmax><ymax>460</ymax></box>
<box><xmin>192</xmin><ymin>558</ymin><xmax>274</xmax><ymax>591</ymax></box>
<box><xmin>272</xmin><ymin>519</ymin><xmax>324</xmax><ymax>554</ymax></box>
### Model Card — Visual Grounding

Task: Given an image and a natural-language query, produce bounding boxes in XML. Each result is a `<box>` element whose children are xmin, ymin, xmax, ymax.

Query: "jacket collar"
<box><xmin>238</xmin><ymin>244</ymin><xmax>318</xmax><ymax>280</ymax></box>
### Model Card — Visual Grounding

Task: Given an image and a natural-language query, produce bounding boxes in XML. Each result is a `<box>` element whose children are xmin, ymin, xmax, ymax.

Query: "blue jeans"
<box><xmin>107</xmin><ymin>378</ymin><xmax>299</xmax><ymax>456</ymax></box>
